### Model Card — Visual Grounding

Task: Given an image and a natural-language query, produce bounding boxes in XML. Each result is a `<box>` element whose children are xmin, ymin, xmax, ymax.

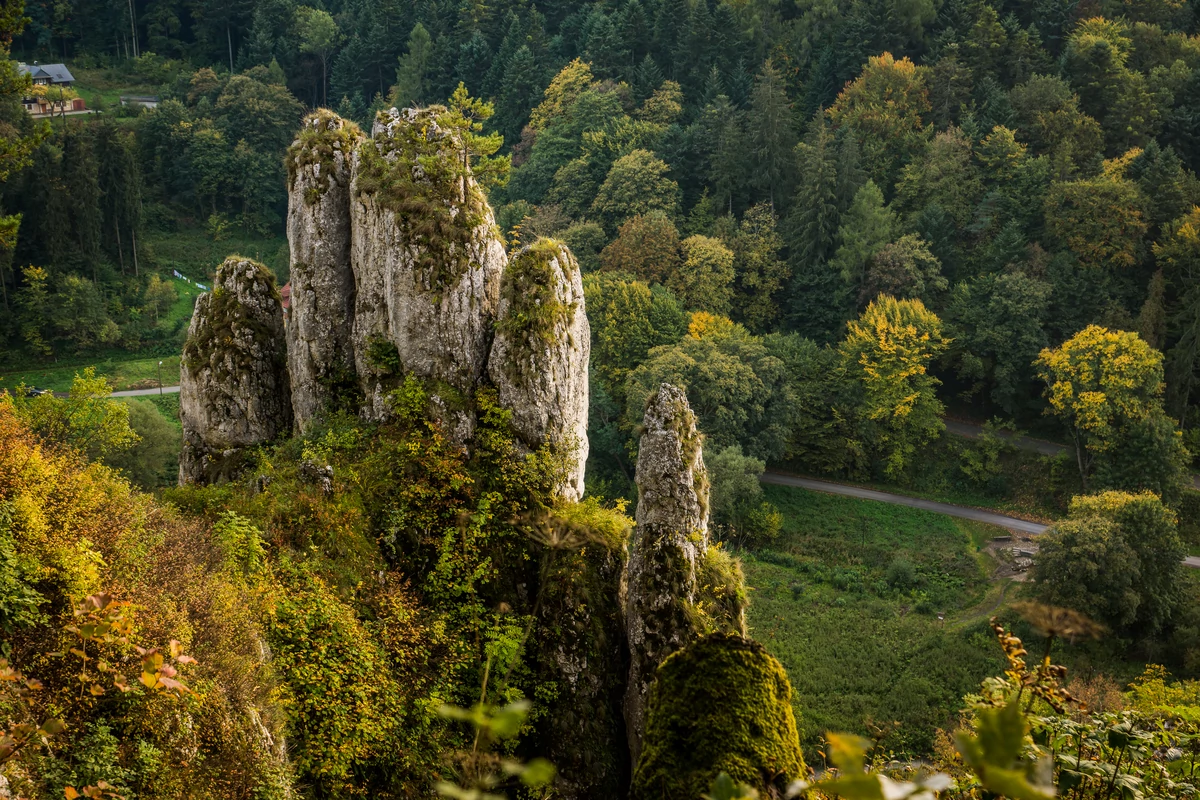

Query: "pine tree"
<box><xmin>619</xmin><ymin>0</ymin><xmax>651</xmax><ymax>68</ymax></box>
<box><xmin>788</xmin><ymin>114</ymin><xmax>840</xmax><ymax>270</ymax></box>
<box><xmin>702</xmin><ymin>94</ymin><xmax>745</xmax><ymax>216</ymax></box>
<box><xmin>633</xmin><ymin>55</ymin><xmax>664</xmax><ymax>102</ymax></box>
<box><xmin>748</xmin><ymin>59</ymin><xmax>797</xmax><ymax>209</ymax></box>
<box><xmin>483</xmin><ymin>11</ymin><xmax>522</xmax><ymax>98</ymax></box>
<box><xmin>455</xmin><ymin>29</ymin><xmax>492</xmax><ymax>93</ymax></box>
<box><xmin>331</xmin><ymin>36</ymin><xmax>369</xmax><ymax>108</ymax></box>
<box><xmin>582</xmin><ymin>6</ymin><xmax>625</xmax><ymax>79</ymax></box>
<box><xmin>830</xmin><ymin>180</ymin><xmax>897</xmax><ymax>303</ymax></box>
<box><xmin>60</xmin><ymin>125</ymin><xmax>102</xmax><ymax>282</ymax></box>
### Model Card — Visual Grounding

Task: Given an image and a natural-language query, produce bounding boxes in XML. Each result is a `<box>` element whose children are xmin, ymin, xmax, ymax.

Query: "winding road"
<box><xmin>761</xmin><ymin>470</ymin><xmax>1200</xmax><ymax>570</ymax></box>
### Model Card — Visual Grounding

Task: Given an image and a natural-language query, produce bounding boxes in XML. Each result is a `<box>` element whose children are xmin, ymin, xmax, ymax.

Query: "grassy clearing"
<box><xmin>142</xmin><ymin>392</ymin><xmax>181</xmax><ymax>428</ymax></box>
<box><xmin>743</xmin><ymin>483</ymin><xmax>1150</xmax><ymax>761</ymax></box>
<box><xmin>71</xmin><ymin>68</ymin><xmax>161</xmax><ymax>109</ymax></box>
<box><xmin>0</xmin><ymin>355</ymin><xmax>181</xmax><ymax>393</ymax></box>
<box><xmin>743</xmin><ymin>485</ymin><xmax>1006</xmax><ymax>758</ymax></box>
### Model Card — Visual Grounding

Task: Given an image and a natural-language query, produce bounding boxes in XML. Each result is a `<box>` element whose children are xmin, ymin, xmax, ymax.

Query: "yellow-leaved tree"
<box><xmin>839</xmin><ymin>294</ymin><xmax>949</xmax><ymax>479</ymax></box>
<box><xmin>1035</xmin><ymin>325</ymin><xmax>1189</xmax><ymax>494</ymax></box>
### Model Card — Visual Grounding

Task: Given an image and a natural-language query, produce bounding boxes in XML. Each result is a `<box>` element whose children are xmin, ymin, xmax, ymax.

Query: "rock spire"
<box><xmin>179</xmin><ymin>256</ymin><xmax>292</xmax><ymax>485</ymax></box>
<box><xmin>285</xmin><ymin>110</ymin><xmax>364</xmax><ymax>431</ymax></box>
<box><xmin>487</xmin><ymin>239</ymin><xmax>590</xmax><ymax>499</ymax></box>
<box><xmin>623</xmin><ymin>384</ymin><xmax>712</xmax><ymax>766</ymax></box>
<box><xmin>349</xmin><ymin>106</ymin><xmax>506</xmax><ymax>431</ymax></box>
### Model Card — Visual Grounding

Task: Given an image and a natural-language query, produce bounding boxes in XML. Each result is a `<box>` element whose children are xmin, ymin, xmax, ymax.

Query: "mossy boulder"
<box><xmin>180</xmin><ymin>256</ymin><xmax>292</xmax><ymax>485</ymax></box>
<box><xmin>349</xmin><ymin>106</ymin><xmax>506</xmax><ymax>431</ymax></box>
<box><xmin>632</xmin><ymin>634</ymin><xmax>805</xmax><ymax>800</ymax></box>
<box><xmin>286</xmin><ymin>110</ymin><xmax>364</xmax><ymax>430</ymax></box>
<box><xmin>488</xmin><ymin>238</ymin><xmax>590</xmax><ymax>499</ymax></box>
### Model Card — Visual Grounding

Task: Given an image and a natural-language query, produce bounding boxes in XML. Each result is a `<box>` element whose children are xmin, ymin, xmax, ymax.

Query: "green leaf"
<box><xmin>520</xmin><ymin>758</ymin><xmax>556</xmax><ymax>788</ymax></box>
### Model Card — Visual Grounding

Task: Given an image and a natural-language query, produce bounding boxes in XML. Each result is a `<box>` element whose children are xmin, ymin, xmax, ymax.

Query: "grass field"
<box><xmin>744</xmin><ymin>483</ymin><xmax>1151</xmax><ymax>761</ymax></box>
<box><xmin>0</xmin><ymin>354</ymin><xmax>182</xmax><ymax>393</ymax></box>
<box><xmin>744</xmin><ymin>484</ymin><xmax>1006</xmax><ymax>758</ymax></box>
<box><xmin>71</xmin><ymin>68</ymin><xmax>162</xmax><ymax>110</ymax></box>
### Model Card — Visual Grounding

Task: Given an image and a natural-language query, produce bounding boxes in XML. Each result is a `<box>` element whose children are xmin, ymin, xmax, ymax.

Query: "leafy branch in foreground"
<box><xmin>0</xmin><ymin>594</ymin><xmax>198</xmax><ymax>799</ymax></box>
<box><xmin>434</xmin><ymin>699</ymin><xmax>554</xmax><ymax>800</ymax></box>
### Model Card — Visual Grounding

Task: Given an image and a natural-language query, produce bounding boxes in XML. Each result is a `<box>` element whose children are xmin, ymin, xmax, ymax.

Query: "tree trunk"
<box><xmin>114</xmin><ymin>218</ymin><xmax>125</xmax><ymax>273</ymax></box>
<box><xmin>131</xmin><ymin>226</ymin><xmax>139</xmax><ymax>277</ymax></box>
<box><xmin>227</xmin><ymin>24</ymin><xmax>234</xmax><ymax>72</ymax></box>
<box><xmin>127</xmin><ymin>0</ymin><xmax>139</xmax><ymax>58</ymax></box>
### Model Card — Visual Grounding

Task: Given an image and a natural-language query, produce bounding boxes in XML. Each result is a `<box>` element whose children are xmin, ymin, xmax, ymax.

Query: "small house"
<box><xmin>16</xmin><ymin>62</ymin><xmax>86</xmax><ymax>116</ymax></box>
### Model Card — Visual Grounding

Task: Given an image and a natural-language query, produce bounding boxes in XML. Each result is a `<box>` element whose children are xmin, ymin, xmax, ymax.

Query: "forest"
<box><xmin>1</xmin><ymin>0</ymin><xmax>1200</xmax><ymax>797</ymax></box>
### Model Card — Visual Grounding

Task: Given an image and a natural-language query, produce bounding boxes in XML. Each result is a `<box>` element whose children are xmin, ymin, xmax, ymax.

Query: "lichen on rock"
<box><xmin>632</xmin><ymin>633</ymin><xmax>805</xmax><ymax>800</ymax></box>
<box><xmin>349</xmin><ymin>106</ymin><xmax>506</xmax><ymax>428</ymax></box>
<box><xmin>624</xmin><ymin>384</ymin><xmax>746</xmax><ymax>766</ymax></box>
<box><xmin>488</xmin><ymin>238</ymin><xmax>589</xmax><ymax>499</ymax></box>
<box><xmin>286</xmin><ymin>110</ymin><xmax>364</xmax><ymax>430</ymax></box>
<box><xmin>180</xmin><ymin>256</ymin><xmax>292</xmax><ymax>484</ymax></box>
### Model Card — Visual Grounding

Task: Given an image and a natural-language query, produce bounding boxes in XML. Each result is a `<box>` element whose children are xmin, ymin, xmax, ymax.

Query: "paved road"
<box><xmin>111</xmin><ymin>385</ymin><xmax>180</xmax><ymax>397</ymax></box>
<box><xmin>761</xmin><ymin>472</ymin><xmax>1050</xmax><ymax>534</ymax></box>
<box><xmin>761</xmin><ymin>471</ymin><xmax>1200</xmax><ymax>570</ymax></box>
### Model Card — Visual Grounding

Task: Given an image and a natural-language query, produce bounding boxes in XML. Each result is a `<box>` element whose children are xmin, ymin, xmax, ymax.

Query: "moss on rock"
<box><xmin>286</xmin><ymin>109</ymin><xmax>364</xmax><ymax>201</ymax></box>
<box><xmin>353</xmin><ymin>106</ymin><xmax>484</xmax><ymax>290</ymax></box>
<box><xmin>495</xmin><ymin>238</ymin><xmax>577</xmax><ymax>350</ymax></box>
<box><xmin>632</xmin><ymin>633</ymin><xmax>805</xmax><ymax>800</ymax></box>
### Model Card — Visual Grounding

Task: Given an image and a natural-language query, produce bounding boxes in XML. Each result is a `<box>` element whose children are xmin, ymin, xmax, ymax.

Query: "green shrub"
<box><xmin>633</xmin><ymin>634</ymin><xmax>805</xmax><ymax>800</ymax></box>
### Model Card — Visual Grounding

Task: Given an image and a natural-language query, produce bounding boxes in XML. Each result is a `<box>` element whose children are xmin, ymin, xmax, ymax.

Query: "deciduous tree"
<box><xmin>839</xmin><ymin>295</ymin><xmax>948</xmax><ymax>479</ymax></box>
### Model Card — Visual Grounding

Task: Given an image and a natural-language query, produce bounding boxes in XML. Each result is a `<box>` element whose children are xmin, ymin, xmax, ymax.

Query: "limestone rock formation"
<box><xmin>349</xmin><ymin>106</ymin><xmax>506</xmax><ymax>429</ymax></box>
<box><xmin>488</xmin><ymin>239</ymin><xmax>590</xmax><ymax>499</ymax></box>
<box><xmin>285</xmin><ymin>110</ymin><xmax>364</xmax><ymax>431</ymax></box>
<box><xmin>179</xmin><ymin>257</ymin><xmax>292</xmax><ymax>485</ymax></box>
<box><xmin>623</xmin><ymin>384</ymin><xmax>712</xmax><ymax>766</ymax></box>
<box><xmin>632</xmin><ymin>634</ymin><xmax>805</xmax><ymax>800</ymax></box>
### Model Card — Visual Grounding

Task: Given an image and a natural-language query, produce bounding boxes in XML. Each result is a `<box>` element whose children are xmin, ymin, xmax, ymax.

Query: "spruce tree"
<box><xmin>393</xmin><ymin>22</ymin><xmax>433</xmax><ymax>107</ymax></box>
<box><xmin>496</xmin><ymin>45</ymin><xmax>541</xmax><ymax>142</ymax></box>
<box><xmin>748</xmin><ymin>59</ymin><xmax>797</xmax><ymax>209</ymax></box>
<box><xmin>787</xmin><ymin>115</ymin><xmax>847</xmax><ymax>341</ymax></box>
<box><xmin>830</xmin><ymin>180</ymin><xmax>897</xmax><ymax>304</ymax></box>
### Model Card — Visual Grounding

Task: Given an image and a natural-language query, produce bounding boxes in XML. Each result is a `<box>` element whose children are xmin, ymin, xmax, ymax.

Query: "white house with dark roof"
<box><xmin>15</xmin><ymin>62</ymin><xmax>86</xmax><ymax>116</ymax></box>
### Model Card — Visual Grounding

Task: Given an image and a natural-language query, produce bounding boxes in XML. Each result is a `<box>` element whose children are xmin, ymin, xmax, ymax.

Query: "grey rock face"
<box><xmin>488</xmin><ymin>239</ymin><xmax>590</xmax><ymax>499</ymax></box>
<box><xmin>179</xmin><ymin>257</ymin><xmax>292</xmax><ymax>485</ymax></box>
<box><xmin>623</xmin><ymin>384</ymin><xmax>711</xmax><ymax>766</ymax></box>
<box><xmin>285</xmin><ymin>110</ymin><xmax>364</xmax><ymax>431</ymax></box>
<box><xmin>349</xmin><ymin>106</ymin><xmax>506</xmax><ymax>426</ymax></box>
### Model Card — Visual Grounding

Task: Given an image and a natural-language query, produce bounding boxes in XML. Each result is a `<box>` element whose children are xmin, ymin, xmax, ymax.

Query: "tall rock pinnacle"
<box><xmin>285</xmin><ymin>110</ymin><xmax>364</xmax><ymax>431</ymax></box>
<box><xmin>488</xmin><ymin>239</ymin><xmax>590</xmax><ymax>499</ymax></box>
<box><xmin>349</xmin><ymin>106</ymin><xmax>506</xmax><ymax>431</ymax></box>
<box><xmin>623</xmin><ymin>384</ymin><xmax>712</xmax><ymax>766</ymax></box>
<box><xmin>179</xmin><ymin>257</ymin><xmax>292</xmax><ymax>485</ymax></box>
